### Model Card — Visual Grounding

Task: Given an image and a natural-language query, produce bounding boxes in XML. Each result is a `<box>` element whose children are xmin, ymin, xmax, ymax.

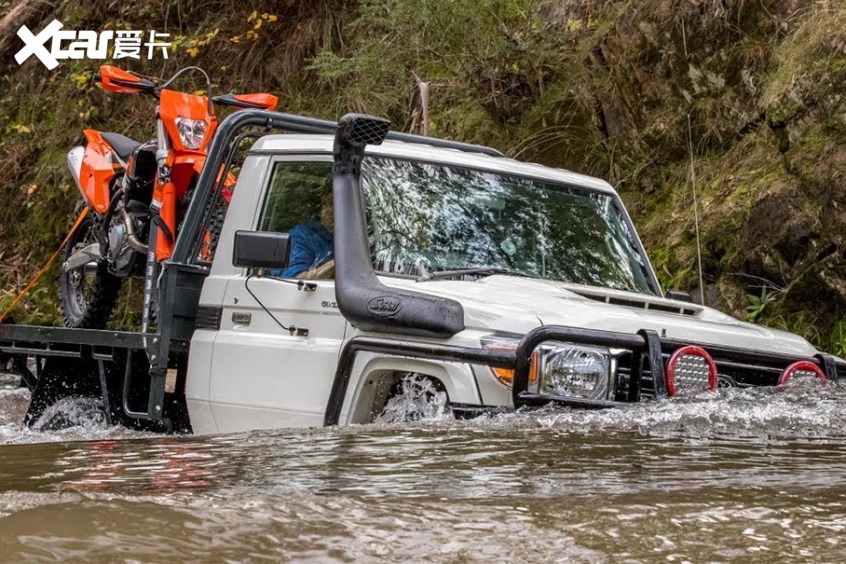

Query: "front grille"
<box><xmin>615</xmin><ymin>349</ymin><xmax>804</xmax><ymax>401</ymax></box>
<box><xmin>710</xmin><ymin>358</ymin><xmax>782</xmax><ymax>387</ymax></box>
<box><xmin>614</xmin><ymin>352</ymin><xmax>651</xmax><ymax>400</ymax></box>
<box><xmin>511</xmin><ymin>325</ymin><xmax>845</xmax><ymax>410</ymax></box>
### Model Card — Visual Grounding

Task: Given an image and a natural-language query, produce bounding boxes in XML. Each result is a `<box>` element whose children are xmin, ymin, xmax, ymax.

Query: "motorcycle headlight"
<box><xmin>175</xmin><ymin>117</ymin><xmax>207</xmax><ymax>150</ymax></box>
<box><xmin>533</xmin><ymin>342</ymin><xmax>613</xmax><ymax>400</ymax></box>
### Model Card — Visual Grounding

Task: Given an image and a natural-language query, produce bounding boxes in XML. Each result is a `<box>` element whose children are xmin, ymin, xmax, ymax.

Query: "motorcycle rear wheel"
<box><xmin>59</xmin><ymin>211</ymin><xmax>121</xmax><ymax>329</ymax></box>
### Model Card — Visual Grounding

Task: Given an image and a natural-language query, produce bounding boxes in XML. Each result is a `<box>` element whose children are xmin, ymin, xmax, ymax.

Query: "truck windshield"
<box><xmin>362</xmin><ymin>157</ymin><xmax>656</xmax><ymax>294</ymax></box>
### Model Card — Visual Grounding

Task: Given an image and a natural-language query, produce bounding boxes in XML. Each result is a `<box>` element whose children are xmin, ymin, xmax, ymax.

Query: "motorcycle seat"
<box><xmin>101</xmin><ymin>132</ymin><xmax>142</xmax><ymax>160</ymax></box>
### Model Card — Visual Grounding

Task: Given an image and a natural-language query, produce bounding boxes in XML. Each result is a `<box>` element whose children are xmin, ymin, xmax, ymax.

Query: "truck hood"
<box><xmin>381</xmin><ymin>275</ymin><xmax>817</xmax><ymax>357</ymax></box>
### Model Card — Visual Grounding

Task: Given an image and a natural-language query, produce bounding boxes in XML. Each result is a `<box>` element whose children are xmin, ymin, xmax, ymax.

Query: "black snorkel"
<box><xmin>331</xmin><ymin>113</ymin><xmax>465</xmax><ymax>338</ymax></box>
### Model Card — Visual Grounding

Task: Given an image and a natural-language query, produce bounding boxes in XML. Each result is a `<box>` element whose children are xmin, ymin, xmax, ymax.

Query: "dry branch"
<box><xmin>0</xmin><ymin>0</ymin><xmax>51</xmax><ymax>64</ymax></box>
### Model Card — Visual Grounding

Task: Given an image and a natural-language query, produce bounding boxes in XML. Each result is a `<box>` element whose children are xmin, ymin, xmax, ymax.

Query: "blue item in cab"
<box><xmin>271</xmin><ymin>219</ymin><xmax>334</xmax><ymax>278</ymax></box>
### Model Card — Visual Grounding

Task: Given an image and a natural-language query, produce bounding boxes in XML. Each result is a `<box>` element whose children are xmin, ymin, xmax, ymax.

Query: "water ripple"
<box><xmin>3</xmin><ymin>376</ymin><xmax>846</xmax><ymax>560</ymax></box>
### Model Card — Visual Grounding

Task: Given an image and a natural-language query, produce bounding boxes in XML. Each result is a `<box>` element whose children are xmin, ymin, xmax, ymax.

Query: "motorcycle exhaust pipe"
<box><xmin>122</xmin><ymin>212</ymin><xmax>148</xmax><ymax>254</ymax></box>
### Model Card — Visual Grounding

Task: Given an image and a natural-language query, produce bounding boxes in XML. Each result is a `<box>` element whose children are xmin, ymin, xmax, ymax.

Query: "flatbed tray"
<box><xmin>0</xmin><ymin>324</ymin><xmax>145</xmax><ymax>359</ymax></box>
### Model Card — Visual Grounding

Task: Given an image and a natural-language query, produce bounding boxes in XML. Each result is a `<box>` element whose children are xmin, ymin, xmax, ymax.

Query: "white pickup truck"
<box><xmin>1</xmin><ymin>113</ymin><xmax>843</xmax><ymax>434</ymax></box>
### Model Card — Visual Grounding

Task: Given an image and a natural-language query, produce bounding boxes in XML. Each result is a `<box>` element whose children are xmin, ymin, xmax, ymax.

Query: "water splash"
<box><xmin>1</xmin><ymin>371</ymin><xmax>845</xmax><ymax>443</ymax></box>
<box><xmin>0</xmin><ymin>374</ymin><xmax>19</xmax><ymax>387</ymax></box>
<box><xmin>30</xmin><ymin>396</ymin><xmax>108</xmax><ymax>432</ymax></box>
<box><xmin>376</xmin><ymin>375</ymin><xmax>451</xmax><ymax>424</ymax></box>
<box><xmin>466</xmin><ymin>379</ymin><xmax>846</xmax><ymax>439</ymax></box>
<box><xmin>0</xmin><ymin>381</ymin><xmax>148</xmax><ymax>445</ymax></box>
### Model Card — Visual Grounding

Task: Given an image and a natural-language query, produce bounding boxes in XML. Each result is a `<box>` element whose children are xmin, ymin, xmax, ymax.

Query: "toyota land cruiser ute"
<box><xmin>1</xmin><ymin>112</ymin><xmax>843</xmax><ymax>434</ymax></box>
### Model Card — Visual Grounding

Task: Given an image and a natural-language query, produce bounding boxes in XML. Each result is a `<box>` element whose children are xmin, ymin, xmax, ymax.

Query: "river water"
<box><xmin>2</xmin><ymin>374</ymin><xmax>846</xmax><ymax>562</ymax></box>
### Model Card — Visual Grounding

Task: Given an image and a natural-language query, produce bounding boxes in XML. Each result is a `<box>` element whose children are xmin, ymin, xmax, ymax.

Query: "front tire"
<box><xmin>59</xmin><ymin>211</ymin><xmax>121</xmax><ymax>328</ymax></box>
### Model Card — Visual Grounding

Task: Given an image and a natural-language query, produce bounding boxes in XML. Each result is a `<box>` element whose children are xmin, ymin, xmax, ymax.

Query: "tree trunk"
<box><xmin>0</xmin><ymin>0</ymin><xmax>51</xmax><ymax>66</ymax></box>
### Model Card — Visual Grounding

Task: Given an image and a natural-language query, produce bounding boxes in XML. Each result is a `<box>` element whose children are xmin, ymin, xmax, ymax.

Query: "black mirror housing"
<box><xmin>233</xmin><ymin>230</ymin><xmax>290</xmax><ymax>270</ymax></box>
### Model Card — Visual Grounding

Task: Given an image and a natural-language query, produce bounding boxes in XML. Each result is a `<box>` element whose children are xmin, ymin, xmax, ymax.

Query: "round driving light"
<box><xmin>666</xmin><ymin>345</ymin><xmax>717</xmax><ymax>396</ymax></box>
<box><xmin>778</xmin><ymin>361</ymin><xmax>826</xmax><ymax>386</ymax></box>
<box><xmin>540</xmin><ymin>344</ymin><xmax>610</xmax><ymax>400</ymax></box>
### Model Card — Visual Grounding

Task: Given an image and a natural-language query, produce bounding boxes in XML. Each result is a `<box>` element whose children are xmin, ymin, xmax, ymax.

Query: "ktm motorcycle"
<box><xmin>61</xmin><ymin>65</ymin><xmax>277</xmax><ymax>328</ymax></box>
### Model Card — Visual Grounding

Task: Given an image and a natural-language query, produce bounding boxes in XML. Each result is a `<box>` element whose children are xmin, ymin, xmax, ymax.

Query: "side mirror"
<box><xmin>666</xmin><ymin>290</ymin><xmax>693</xmax><ymax>303</ymax></box>
<box><xmin>233</xmin><ymin>230</ymin><xmax>290</xmax><ymax>269</ymax></box>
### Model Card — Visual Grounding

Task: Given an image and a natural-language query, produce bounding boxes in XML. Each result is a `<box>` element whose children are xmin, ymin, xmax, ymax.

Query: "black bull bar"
<box><xmin>323</xmin><ymin>325</ymin><xmax>845</xmax><ymax>426</ymax></box>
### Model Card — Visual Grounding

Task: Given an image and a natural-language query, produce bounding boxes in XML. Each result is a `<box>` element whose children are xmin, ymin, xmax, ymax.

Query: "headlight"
<box><xmin>175</xmin><ymin>117</ymin><xmax>207</xmax><ymax>149</ymax></box>
<box><xmin>534</xmin><ymin>342</ymin><xmax>612</xmax><ymax>400</ymax></box>
<box><xmin>481</xmin><ymin>335</ymin><xmax>613</xmax><ymax>400</ymax></box>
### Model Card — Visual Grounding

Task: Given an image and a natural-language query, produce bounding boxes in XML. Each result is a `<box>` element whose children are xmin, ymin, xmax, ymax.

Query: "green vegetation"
<box><xmin>0</xmin><ymin>0</ymin><xmax>844</xmax><ymax>354</ymax></box>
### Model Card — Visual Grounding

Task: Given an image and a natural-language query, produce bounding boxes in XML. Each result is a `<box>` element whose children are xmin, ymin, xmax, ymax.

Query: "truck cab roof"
<box><xmin>249</xmin><ymin>134</ymin><xmax>618</xmax><ymax>195</ymax></box>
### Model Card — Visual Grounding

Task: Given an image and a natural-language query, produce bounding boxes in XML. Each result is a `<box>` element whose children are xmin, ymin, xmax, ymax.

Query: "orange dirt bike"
<box><xmin>61</xmin><ymin>65</ymin><xmax>277</xmax><ymax>328</ymax></box>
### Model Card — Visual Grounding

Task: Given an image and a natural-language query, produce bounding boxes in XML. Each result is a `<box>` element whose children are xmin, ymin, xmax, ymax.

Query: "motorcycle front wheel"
<box><xmin>59</xmin><ymin>210</ymin><xmax>121</xmax><ymax>328</ymax></box>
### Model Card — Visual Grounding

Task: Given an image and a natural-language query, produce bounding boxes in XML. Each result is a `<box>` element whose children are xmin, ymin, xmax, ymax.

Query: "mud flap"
<box><xmin>23</xmin><ymin>357</ymin><xmax>102</xmax><ymax>427</ymax></box>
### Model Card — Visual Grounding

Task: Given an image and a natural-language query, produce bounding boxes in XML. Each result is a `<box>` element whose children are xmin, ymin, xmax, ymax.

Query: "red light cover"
<box><xmin>666</xmin><ymin>345</ymin><xmax>718</xmax><ymax>397</ymax></box>
<box><xmin>778</xmin><ymin>361</ymin><xmax>826</xmax><ymax>386</ymax></box>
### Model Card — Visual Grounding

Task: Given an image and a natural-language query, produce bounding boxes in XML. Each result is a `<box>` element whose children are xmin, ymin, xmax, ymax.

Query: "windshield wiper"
<box><xmin>417</xmin><ymin>267</ymin><xmax>536</xmax><ymax>282</ymax></box>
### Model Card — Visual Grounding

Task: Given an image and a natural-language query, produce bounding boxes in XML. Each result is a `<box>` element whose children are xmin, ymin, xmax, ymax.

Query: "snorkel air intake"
<box><xmin>332</xmin><ymin>113</ymin><xmax>465</xmax><ymax>338</ymax></box>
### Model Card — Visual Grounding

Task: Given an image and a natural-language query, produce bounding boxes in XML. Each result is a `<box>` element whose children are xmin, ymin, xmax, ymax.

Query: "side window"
<box><xmin>258</xmin><ymin>160</ymin><xmax>335</xmax><ymax>279</ymax></box>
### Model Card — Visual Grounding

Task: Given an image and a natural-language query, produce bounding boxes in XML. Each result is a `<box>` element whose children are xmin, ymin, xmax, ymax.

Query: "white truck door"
<box><xmin>186</xmin><ymin>153</ymin><xmax>275</xmax><ymax>435</ymax></box>
<box><xmin>207</xmin><ymin>156</ymin><xmax>346</xmax><ymax>432</ymax></box>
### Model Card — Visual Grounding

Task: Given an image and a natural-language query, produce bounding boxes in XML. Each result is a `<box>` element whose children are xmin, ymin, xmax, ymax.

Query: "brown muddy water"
<box><xmin>3</xmin><ymin>374</ymin><xmax>846</xmax><ymax>562</ymax></box>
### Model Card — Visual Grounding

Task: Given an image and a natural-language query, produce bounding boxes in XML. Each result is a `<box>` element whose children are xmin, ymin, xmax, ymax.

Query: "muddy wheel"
<box><xmin>59</xmin><ymin>211</ymin><xmax>121</xmax><ymax>328</ymax></box>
